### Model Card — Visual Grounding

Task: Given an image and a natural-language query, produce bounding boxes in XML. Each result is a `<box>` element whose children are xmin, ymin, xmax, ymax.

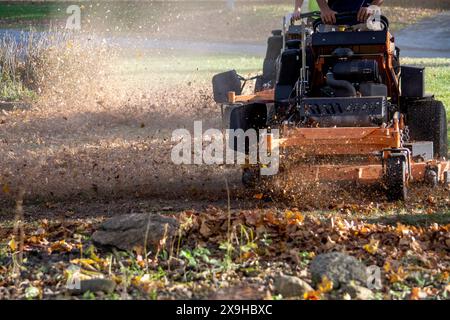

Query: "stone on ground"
<box><xmin>309</xmin><ymin>252</ymin><xmax>367</xmax><ymax>289</ymax></box>
<box><xmin>273</xmin><ymin>274</ymin><xmax>313</xmax><ymax>298</ymax></box>
<box><xmin>70</xmin><ymin>279</ymin><xmax>116</xmax><ymax>295</ymax></box>
<box><xmin>343</xmin><ymin>283</ymin><xmax>375</xmax><ymax>300</ymax></box>
<box><xmin>92</xmin><ymin>213</ymin><xmax>179</xmax><ymax>252</ymax></box>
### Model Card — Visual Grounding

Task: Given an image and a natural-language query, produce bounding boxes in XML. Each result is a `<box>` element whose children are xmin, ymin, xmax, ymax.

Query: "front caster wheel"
<box><xmin>385</xmin><ymin>156</ymin><xmax>408</xmax><ymax>201</ymax></box>
<box><xmin>242</xmin><ymin>167</ymin><xmax>260</xmax><ymax>188</ymax></box>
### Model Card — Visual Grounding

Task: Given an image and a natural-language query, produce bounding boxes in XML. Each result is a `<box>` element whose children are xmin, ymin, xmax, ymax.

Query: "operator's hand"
<box><xmin>357</xmin><ymin>6</ymin><xmax>371</xmax><ymax>22</ymax></box>
<box><xmin>292</xmin><ymin>9</ymin><xmax>302</xmax><ymax>21</ymax></box>
<box><xmin>321</xmin><ymin>7</ymin><xmax>337</xmax><ymax>25</ymax></box>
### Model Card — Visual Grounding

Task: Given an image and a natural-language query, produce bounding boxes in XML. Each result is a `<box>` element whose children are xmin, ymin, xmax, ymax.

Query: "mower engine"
<box><xmin>300</xmin><ymin>47</ymin><xmax>390</xmax><ymax>127</ymax></box>
<box><xmin>301</xmin><ymin>96</ymin><xmax>388</xmax><ymax>127</ymax></box>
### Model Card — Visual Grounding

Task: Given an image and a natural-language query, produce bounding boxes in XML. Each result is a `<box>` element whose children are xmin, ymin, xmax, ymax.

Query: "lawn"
<box><xmin>112</xmin><ymin>52</ymin><xmax>262</xmax><ymax>87</ymax></box>
<box><xmin>0</xmin><ymin>3</ymin><xmax>65</xmax><ymax>20</ymax></box>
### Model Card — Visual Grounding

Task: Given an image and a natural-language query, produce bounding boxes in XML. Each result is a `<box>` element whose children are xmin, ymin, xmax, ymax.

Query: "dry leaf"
<box><xmin>389</xmin><ymin>266</ymin><xmax>408</xmax><ymax>283</ymax></box>
<box><xmin>285</xmin><ymin>210</ymin><xmax>304</xmax><ymax>225</ymax></box>
<box><xmin>363</xmin><ymin>238</ymin><xmax>379</xmax><ymax>255</ymax></box>
<box><xmin>304</xmin><ymin>290</ymin><xmax>321</xmax><ymax>300</ymax></box>
<box><xmin>199</xmin><ymin>221</ymin><xmax>212</xmax><ymax>238</ymax></box>
<box><xmin>317</xmin><ymin>276</ymin><xmax>333</xmax><ymax>294</ymax></box>
<box><xmin>2</xmin><ymin>184</ymin><xmax>10</xmax><ymax>194</ymax></box>
<box><xmin>8</xmin><ymin>238</ymin><xmax>17</xmax><ymax>251</ymax></box>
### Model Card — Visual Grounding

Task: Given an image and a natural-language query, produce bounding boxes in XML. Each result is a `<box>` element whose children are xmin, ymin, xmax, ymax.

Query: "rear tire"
<box><xmin>385</xmin><ymin>156</ymin><xmax>407</xmax><ymax>201</ymax></box>
<box><xmin>407</xmin><ymin>99</ymin><xmax>448</xmax><ymax>159</ymax></box>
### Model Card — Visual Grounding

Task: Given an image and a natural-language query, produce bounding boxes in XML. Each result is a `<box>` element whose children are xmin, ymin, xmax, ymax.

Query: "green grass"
<box><xmin>131</xmin><ymin>53</ymin><xmax>261</xmax><ymax>75</ymax></box>
<box><xmin>0</xmin><ymin>3</ymin><xmax>64</xmax><ymax>20</ymax></box>
<box><xmin>309</xmin><ymin>0</ymin><xmax>320</xmax><ymax>12</ymax></box>
<box><xmin>113</xmin><ymin>52</ymin><xmax>263</xmax><ymax>85</ymax></box>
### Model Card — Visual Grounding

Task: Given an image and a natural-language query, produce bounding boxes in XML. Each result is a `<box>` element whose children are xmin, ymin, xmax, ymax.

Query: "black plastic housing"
<box><xmin>401</xmin><ymin>65</ymin><xmax>425</xmax><ymax>98</ymax></box>
<box><xmin>212</xmin><ymin>70</ymin><xmax>242</xmax><ymax>103</ymax></box>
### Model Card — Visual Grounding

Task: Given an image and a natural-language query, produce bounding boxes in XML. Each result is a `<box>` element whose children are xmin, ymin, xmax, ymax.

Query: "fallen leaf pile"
<box><xmin>0</xmin><ymin>203</ymin><xmax>449</xmax><ymax>300</ymax></box>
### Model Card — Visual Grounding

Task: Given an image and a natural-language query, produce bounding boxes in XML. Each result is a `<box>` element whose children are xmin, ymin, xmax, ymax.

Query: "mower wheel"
<box><xmin>242</xmin><ymin>168</ymin><xmax>260</xmax><ymax>188</ymax></box>
<box><xmin>408</xmin><ymin>99</ymin><xmax>448</xmax><ymax>159</ymax></box>
<box><xmin>385</xmin><ymin>156</ymin><xmax>408</xmax><ymax>201</ymax></box>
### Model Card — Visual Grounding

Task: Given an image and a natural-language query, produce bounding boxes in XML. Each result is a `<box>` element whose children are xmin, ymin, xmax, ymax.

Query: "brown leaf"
<box><xmin>199</xmin><ymin>221</ymin><xmax>212</xmax><ymax>238</ymax></box>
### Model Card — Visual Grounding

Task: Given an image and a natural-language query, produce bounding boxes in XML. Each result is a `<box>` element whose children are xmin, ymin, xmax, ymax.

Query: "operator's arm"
<box><xmin>317</xmin><ymin>0</ymin><xmax>337</xmax><ymax>24</ymax></box>
<box><xmin>358</xmin><ymin>0</ymin><xmax>384</xmax><ymax>22</ymax></box>
<box><xmin>293</xmin><ymin>0</ymin><xmax>304</xmax><ymax>20</ymax></box>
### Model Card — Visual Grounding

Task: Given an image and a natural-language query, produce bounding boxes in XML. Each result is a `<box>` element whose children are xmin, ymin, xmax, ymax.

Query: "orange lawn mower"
<box><xmin>212</xmin><ymin>11</ymin><xmax>449</xmax><ymax>201</ymax></box>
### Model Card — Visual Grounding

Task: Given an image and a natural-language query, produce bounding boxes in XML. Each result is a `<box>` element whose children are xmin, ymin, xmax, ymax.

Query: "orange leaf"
<box><xmin>395</xmin><ymin>223</ymin><xmax>411</xmax><ymax>236</ymax></box>
<box><xmin>438</xmin><ymin>271</ymin><xmax>449</xmax><ymax>282</ymax></box>
<box><xmin>49</xmin><ymin>240</ymin><xmax>73</xmax><ymax>254</ymax></box>
<box><xmin>2</xmin><ymin>184</ymin><xmax>10</xmax><ymax>194</ymax></box>
<box><xmin>410</xmin><ymin>287</ymin><xmax>420</xmax><ymax>300</ymax></box>
<box><xmin>240</xmin><ymin>251</ymin><xmax>253</xmax><ymax>261</ymax></box>
<box><xmin>303</xmin><ymin>290</ymin><xmax>321</xmax><ymax>300</ymax></box>
<box><xmin>363</xmin><ymin>239</ymin><xmax>379</xmax><ymax>255</ymax></box>
<box><xmin>285</xmin><ymin>210</ymin><xmax>304</xmax><ymax>225</ymax></box>
<box><xmin>317</xmin><ymin>276</ymin><xmax>333</xmax><ymax>293</ymax></box>
<box><xmin>389</xmin><ymin>266</ymin><xmax>408</xmax><ymax>283</ymax></box>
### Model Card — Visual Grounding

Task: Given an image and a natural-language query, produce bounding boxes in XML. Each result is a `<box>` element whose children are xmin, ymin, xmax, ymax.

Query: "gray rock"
<box><xmin>273</xmin><ymin>274</ymin><xmax>313</xmax><ymax>298</ymax></box>
<box><xmin>309</xmin><ymin>252</ymin><xmax>367</xmax><ymax>289</ymax></box>
<box><xmin>92</xmin><ymin>213</ymin><xmax>179</xmax><ymax>252</ymax></box>
<box><xmin>70</xmin><ymin>279</ymin><xmax>116</xmax><ymax>295</ymax></box>
<box><xmin>344</xmin><ymin>283</ymin><xmax>374</xmax><ymax>300</ymax></box>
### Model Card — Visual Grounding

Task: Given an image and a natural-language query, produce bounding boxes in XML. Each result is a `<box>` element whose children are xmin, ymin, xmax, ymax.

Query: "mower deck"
<box><xmin>275</xmin><ymin>126</ymin><xmax>449</xmax><ymax>184</ymax></box>
<box><xmin>279</xmin><ymin>161</ymin><xmax>449</xmax><ymax>183</ymax></box>
<box><xmin>279</xmin><ymin>126</ymin><xmax>400</xmax><ymax>155</ymax></box>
